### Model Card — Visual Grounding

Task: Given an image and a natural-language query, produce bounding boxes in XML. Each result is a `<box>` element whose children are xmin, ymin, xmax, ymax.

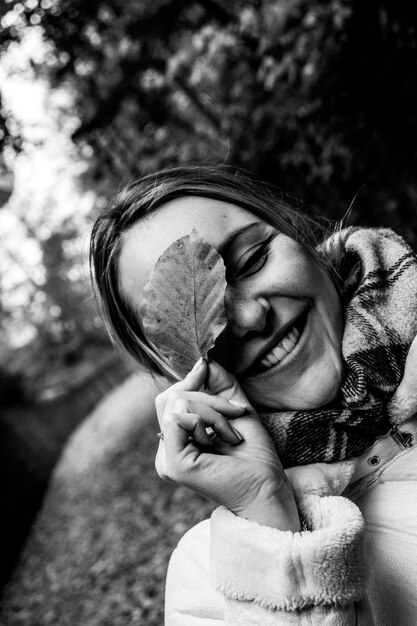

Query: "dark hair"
<box><xmin>90</xmin><ymin>164</ymin><xmax>335</xmax><ymax>379</ymax></box>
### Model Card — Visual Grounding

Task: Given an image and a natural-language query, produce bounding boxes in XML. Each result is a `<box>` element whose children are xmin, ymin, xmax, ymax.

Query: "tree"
<box><xmin>0</xmin><ymin>36</ymin><xmax>105</xmax><ymax>376</ymax></box>
<box><xmin>2</xmin><ymin>0</ymin><xmax>416</xmax><ymax>237</ymax></box>
<box><xmin>2</xmin><ymin>0</ymin><xmax>417</xmax><ymax>237</ymax></box>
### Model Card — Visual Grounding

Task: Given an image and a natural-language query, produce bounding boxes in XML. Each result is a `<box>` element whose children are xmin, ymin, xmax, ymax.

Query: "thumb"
<box><xmin>389</xmin><ymin>334</ymin><xmax>417</xmax><ymax>424</ymax></box>
<box><xmin>285</xmin><ymin>460</ymin><xmax>355</xmax><ymax>499</ymax></box>
<box><xmin>173</xmin><ymin>356</ymin><xmax>209</xmax><ymax>391</ymax></box>
<box><xmin>207</xmin><ymin>359</ymin><xmax>252</xmax><ymax>408</ymax></box>
<box><xmin>399</xmin><ymin>334</ymin><xmax>417</xmax><ymax>390</ymax></box>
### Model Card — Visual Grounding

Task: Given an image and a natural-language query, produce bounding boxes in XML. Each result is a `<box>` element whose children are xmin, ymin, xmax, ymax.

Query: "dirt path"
<box><xmin>1</xmin><ymin>372</ymin><xmax>213</xmax><ymax>626</ymax></box>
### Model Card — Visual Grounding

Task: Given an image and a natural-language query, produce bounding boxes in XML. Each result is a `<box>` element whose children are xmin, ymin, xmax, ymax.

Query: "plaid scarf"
<box><xmin>259</xmin><ymin>228</ymin><xmax>417</xmax><ymax>468</ymax></box>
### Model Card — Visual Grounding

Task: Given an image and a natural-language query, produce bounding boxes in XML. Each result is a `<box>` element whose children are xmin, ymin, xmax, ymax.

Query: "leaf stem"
<box><xmin>202</xmin><ymin>355</ymin><xmax>210</xmax><ymax>389</ymax></box>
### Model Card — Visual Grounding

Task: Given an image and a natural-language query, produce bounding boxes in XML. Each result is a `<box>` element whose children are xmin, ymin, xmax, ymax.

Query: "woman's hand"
<box><xmin>389</xmin><ymin>334</ymin><xmax>417</xmax><ymax>423</ymax></box>
<box><xmin>155</xmin><ymin>358</ymin><xmax>301</xmax><ymax>531</ymax></box>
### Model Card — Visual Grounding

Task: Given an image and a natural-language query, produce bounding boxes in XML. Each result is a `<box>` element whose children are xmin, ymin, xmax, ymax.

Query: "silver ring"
<box><xmin>157</xmin><ymin>431</ymin><xmax>164</xmax><ymax>441</ymax></box>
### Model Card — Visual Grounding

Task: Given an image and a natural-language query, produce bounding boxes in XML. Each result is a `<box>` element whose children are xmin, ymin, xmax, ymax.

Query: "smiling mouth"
<box><xmin>245</xmin><ymin>309</ymin><xmax>309</xmax><ymax>377</ymax></box>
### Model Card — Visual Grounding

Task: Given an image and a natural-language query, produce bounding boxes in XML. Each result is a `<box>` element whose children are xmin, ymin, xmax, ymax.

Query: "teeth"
<box><xmin>288</xmin><ymin>327</ymin><xmax>299</xmax><ymax>342</ymax></box>
<box><xmin>261</xmin><ymin>354</ymin><xmax>275</xmax><ymax>367</ymax></box>
<box><xmin>272</xmin><ymin>345</ymin><xmax>288</xmax><ymax>360</ymax></box>
<box><xmin>281</xmin><ymin>336</ymin><xmax>295</xmax><ymax>352</ymax></box>
<box><xmin>260</xmin><ymin>323</ymin><xmax>301</xmax><ymax>370</ymax></box>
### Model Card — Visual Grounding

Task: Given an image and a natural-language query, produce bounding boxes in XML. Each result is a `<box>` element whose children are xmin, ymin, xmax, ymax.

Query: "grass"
<box><xmin>0</xmin><ymin>375</ymin><xmax>215</xmax><ymax>625</ymax></box>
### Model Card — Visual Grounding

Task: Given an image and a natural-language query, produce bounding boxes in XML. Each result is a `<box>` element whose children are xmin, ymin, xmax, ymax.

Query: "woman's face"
<box><xmin>119</xmin><ymin>196</ymin><xmax>344</xmax><ymax>411</ymax></box>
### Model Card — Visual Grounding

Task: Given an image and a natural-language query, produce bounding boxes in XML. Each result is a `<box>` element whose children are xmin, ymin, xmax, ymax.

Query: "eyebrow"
<box><xmin>218</xmin><ymin>222</ymin><xmax>266</xmax><ymax>257</ymax></box>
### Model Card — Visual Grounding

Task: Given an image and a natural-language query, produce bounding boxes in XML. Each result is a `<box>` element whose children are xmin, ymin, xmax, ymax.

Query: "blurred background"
<box><xmin>0</xmin><ymin>0</ymin><xmax>417</xmax><ymax>624</ymax></box>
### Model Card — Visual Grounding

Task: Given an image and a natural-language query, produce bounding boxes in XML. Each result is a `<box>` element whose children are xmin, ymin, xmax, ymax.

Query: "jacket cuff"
<box><xmin>210</xmin><ymin>495</ymin><xmax>365</xmax><ymax>612</ymax></box>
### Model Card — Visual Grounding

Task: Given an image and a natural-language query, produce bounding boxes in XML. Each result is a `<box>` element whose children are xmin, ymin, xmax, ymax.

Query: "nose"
<box><xmin>226</xmin><ymin>290</ymin><xmax>271</xmax><ymax>338</ymax></box>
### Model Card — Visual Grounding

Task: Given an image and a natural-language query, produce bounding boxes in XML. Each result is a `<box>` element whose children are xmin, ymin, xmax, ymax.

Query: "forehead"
<box><xmin>118</xmin><ymin>196</ymin><xmax>261</xmax><ymax>307</ymax></box>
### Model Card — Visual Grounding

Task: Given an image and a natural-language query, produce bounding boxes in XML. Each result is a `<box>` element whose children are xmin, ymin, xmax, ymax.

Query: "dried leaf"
<box><xmin>140</xmin><ymin>230</ymin><xmax>227</xmax><ymax>378</ymax></box>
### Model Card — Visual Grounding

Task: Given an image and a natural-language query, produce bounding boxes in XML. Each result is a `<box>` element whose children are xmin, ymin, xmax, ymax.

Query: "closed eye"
<box><xmin>229</xmin><ymin>234</ymin><xmax>275</xmax><ymax>280</ymax></box>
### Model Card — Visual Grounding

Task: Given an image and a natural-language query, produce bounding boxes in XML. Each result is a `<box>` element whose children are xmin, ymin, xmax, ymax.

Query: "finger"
<box><xmin>285</xmin><ymin>461</ymin><xmax>355</xmax><ymax>497</ymax></box>
<box><xmin>163</xmin><ymin>391</ymin><xmax>247</xmax><ymax>418</ymax></box>
<box><xmin>155</xmin><ymin>358</ymin><xmax>208</xmax><ymax>421</ymax></box>
<box><xmin>155</xmin><ymin>411</ymin><xmax>213</xmax><ymax>482</ymax></box>
<box><xmin>163</xmin><ymin>413</ymin><xmax>214</xmax><ymax>449</ymax></box>
<box><xmin>185</xmin><ymin>402</ymin><xmax>244</xmax><ymax>445</ymax></box>
<box><xmin>207</xmin><ymin>359</ymin><xmax>256</xmax><ymax>413</ymax></box>
<box><xmin>163</xmin><ymin>410</ymin><xmax>207</xmax><ymax>460</ymax></box>
<box><xmin>391</xmin><ymin>334</ymin><xmax>417</xmax><ymax>422</ymax></box>
<box><xmin>162</xmin><ymin>398</ymin><xmax>243</xmax><ymax>456</ymax></box>
<box><xmin>156</xmin><ymin>411</ymin><xmax>201</xmax><ymax>481</ymax></box>
<box><xmin>174</xmin><ymin>357</ymin><xmax>208</xmax><ymax>391</ymax></box>
<box><xmin>166</xmin><ymin>400</ymin><xmax>214</xmax><ymax>448</ymax></box>
<box><xmin>170</xmin><ymin>398</ymin><xmax>243</xmax><ymax>445</ymax></box>
<box><xmin>190</xmin><ymin>418</ymin><xmax>213</xmax><ymax>447</ymax></box>
<box><xmin>155</xmin><ymin>441</ymin><xmax>167</xmax><ymax>478</ymax></box>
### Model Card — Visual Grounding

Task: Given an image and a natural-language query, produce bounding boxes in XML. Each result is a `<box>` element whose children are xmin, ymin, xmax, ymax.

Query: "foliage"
<box><xmin>0</xmin><ymin>170</ymin><xmax>106</xmax><ymax>382</ymax></box>
<box><xmin>2</xmin><ymin>0</ymin><xmax>417</xmax><ymax>242</ymax></box>
<box><xmin>1</xmin><ymin>0</ymin><xmax>417</xmax><ymax>382</ymax></box>
<box><xmin>0</xmin><ymin>91</ymin><xmax>21</xmax><ymax>173</ymax></box>
<box><xmin>0</xmin><ymin>39</ymin><xmax>108</xmax><ymax>383</ymax></box>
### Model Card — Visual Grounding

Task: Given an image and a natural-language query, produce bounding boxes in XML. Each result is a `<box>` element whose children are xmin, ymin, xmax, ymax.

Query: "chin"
<box><xmin>291</xmin><ymin>384</ymin><xmax>340</xmax><ymax>410</ymax></box>
<box><xmin>245</xmin><ymin>364</ymin><xmax>344</xmax><ymax>412</ymax></box>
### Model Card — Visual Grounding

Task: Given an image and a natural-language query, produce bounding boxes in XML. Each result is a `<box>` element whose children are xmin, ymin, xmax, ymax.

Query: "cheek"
<box><xmin>316</xmin><ymin>296</ymin><xmax>344</xmax><ymax>338</ymax></box>
<box><xmin>315</xmin><ymin>269</ymin><xmax>343</xmax><ymax>330</ymax></box>
<box><xmin>268</xmin><ymin>242</ymin><xmax>320</xmax><ymax>292</ymax></box>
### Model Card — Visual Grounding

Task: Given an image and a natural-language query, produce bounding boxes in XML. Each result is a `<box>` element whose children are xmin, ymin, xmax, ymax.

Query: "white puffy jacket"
<box><xmin>165</xmin><ymin>352</ymin><xmax>417</xmax><ymax>626</ymax></box>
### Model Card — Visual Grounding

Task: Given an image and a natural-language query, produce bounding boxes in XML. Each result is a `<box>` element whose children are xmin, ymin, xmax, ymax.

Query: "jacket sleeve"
<box><xmin>165</xmin><ymin>494</ymin><xmax>366</xmax><ymax>626</ymax></box>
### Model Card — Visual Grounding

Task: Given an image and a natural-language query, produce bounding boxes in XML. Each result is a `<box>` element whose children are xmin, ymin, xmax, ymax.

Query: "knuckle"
<box><xmin>172</xmin><ymin>397</ymin><xmax>188</xmax><ymax>414</ymax></box>
<box><xmin>164</xmin><ymin>408</ymin><xmax>187</xmax><ymax>426</ymax></box>
<box><xmin>213</xmin><ymin>414</ymin><xmax>227</xmax><ymax>429</ymax></box>
<box><xmin>167</xmin><ymin>391</ymin><xmax>185</xmax><ymax>412</ymax></box>
<box><xmin>190</xmin><ymin>418</ymin><xmax>204</xmax><ymax>436</ymax></box>
<box><xmin>164</xmin><ymin>461</ymin><xmax>182</xmax><ymax>483</ymax></box>
<box><xmin>206</xmin><ymin>394</ymin><xmax>222</xmax><ymax>408</ymax></box>
<box><xmin>156</xmin><ymin>388</ymin><xmax>182</xmax><ymax>410</ymax></box>
<box><xmin>195</xmin><ymin>416</ymin><xmax>205</xmax><ymax>429</ymax></box>
<box><xmin>213</xmin><ymin>395</ymin><xmax>227</xmax><ymax>406</ymax></box>
<box><xmin>168</xmin><ymin>390</ymin><xmax>181</xmax><ymax>402</ymax></box>
<box><xmin>155</xmin><ymin>460</ymin><xmax>175</xmax><ymax>483</ymax></box>
<box><xmin>162</xmin><ymin>411</ymin><xmax>176</xmax><ymax>426</ymax></box>
<box><xmin>181</xmin><ymin>455</ymin><xmax>200</xmax><ymax>474</ymax></box>
<box><xmin>211</xmin><ymin>397</ymin><xmax>236</xmax><ymax>414</ymax></box>
<box><xmin>155</xmin><ymin>392</ymin><xmax>166</xmax><ymax>412</ymax></box>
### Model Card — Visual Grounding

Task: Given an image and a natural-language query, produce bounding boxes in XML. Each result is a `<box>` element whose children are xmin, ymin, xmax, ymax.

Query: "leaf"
<box><xmin>140</xmin><ymin>230</ymin><xmax>227</xmax><ymax>378</ymax></box>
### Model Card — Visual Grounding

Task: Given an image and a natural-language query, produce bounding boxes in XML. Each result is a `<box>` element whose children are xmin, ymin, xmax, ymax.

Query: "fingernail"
<box><xmin>190</xmin><ymin>357</ymin><xmax>204</xmax><ymax>373</ymax></box>
<box><xmin>231</xmin><ymin>426</ymin><xmax>244</xmax><ymax>442</ymax></box>
<box><xmin>229</xmin><ymin>400</ymin><xmax>247</xmax><ymax>409</ymax></box>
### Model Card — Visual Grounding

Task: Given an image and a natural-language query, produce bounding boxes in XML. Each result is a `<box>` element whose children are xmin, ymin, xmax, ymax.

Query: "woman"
<box><xmin>90</xmin><ymin>165</ymin><xmax>417</xmax><ymax>625</ymax></box>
